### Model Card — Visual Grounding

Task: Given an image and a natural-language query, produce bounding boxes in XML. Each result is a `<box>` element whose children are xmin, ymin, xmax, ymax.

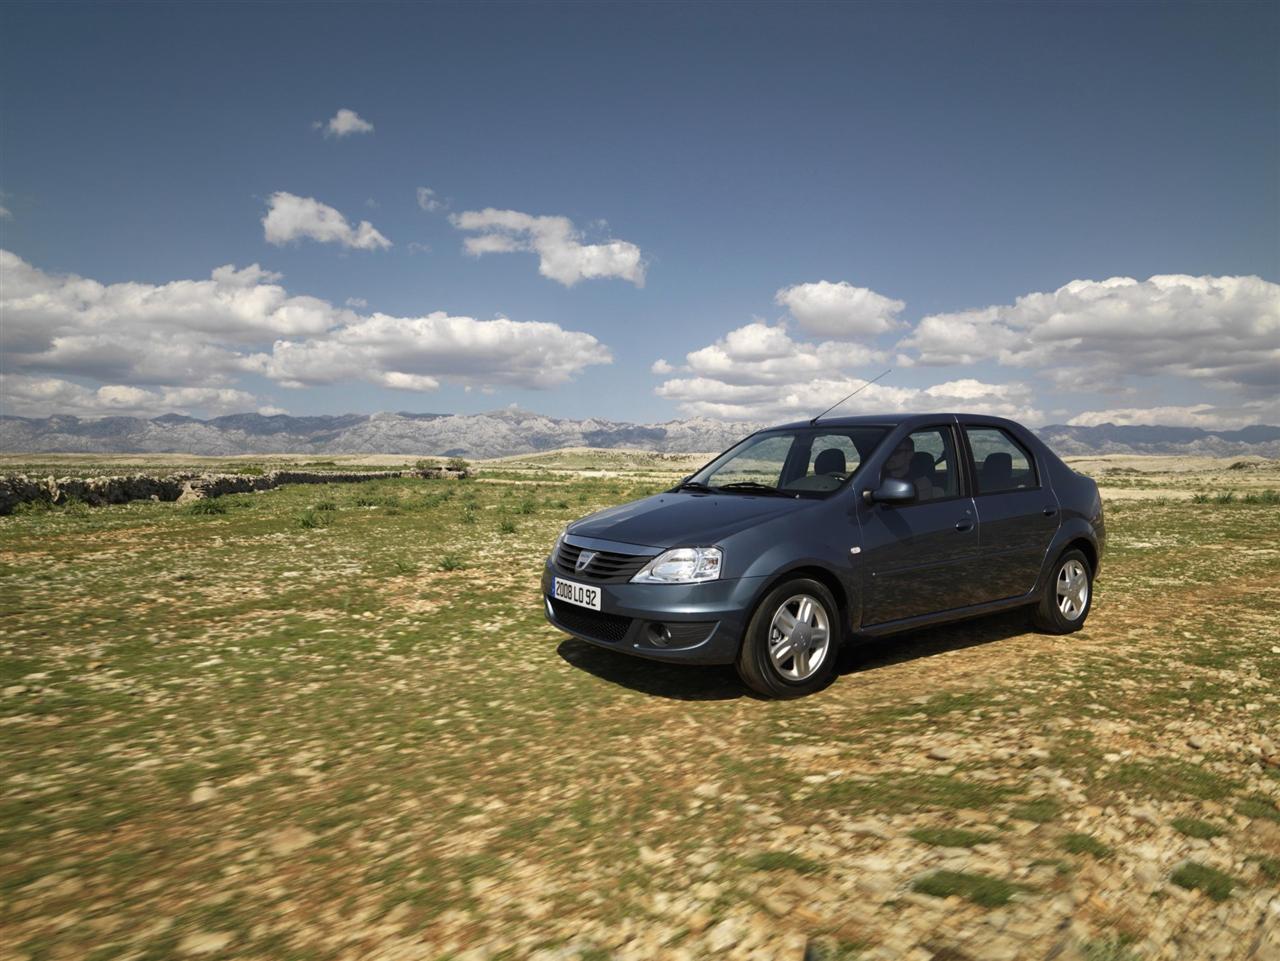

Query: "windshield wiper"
<box><xmin>715</xmin><ymin>481</ymin><xmax>785</xmax><ymax>496</ymax></box>
<box><xmin>675</xmin><ymin>480</ymin><xmax>715</xmax><ymax>493</ymax></box>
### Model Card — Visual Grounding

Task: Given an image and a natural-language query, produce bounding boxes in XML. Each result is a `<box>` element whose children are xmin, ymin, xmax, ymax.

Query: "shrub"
<box><xmin>298</xmin><ymin>509</ymin><xmax>329</xmax><ymax>529</ymax></box>
<box><xmin>12</xmin><ymin>498</ymin><xmax>54</xmax><ymax>515</ymax></box>
<box><xmin>187</xmin><ymin>499</ymin><xmax>228</xmax><ymax>516</ymax></box>
<box><xmin>415</xmin><ymin>458</ymin><xmax>440</xmax><ymax>471</ymax></box>
<box><xmin>446</xmin><ymin>457</ymin><xmax>469</xmax><ymax>472</ymax></box>
<box><xmin>516</xmin><ymin>499</ymin><xmax>537</xmax><ymax>515</ymax></box>
<box><xmin>498</xmin><ymin>516</ymin><xmax>517</xmax><ymax>534</ymax></box>
<box><xmin>314</xmin><ymin>500</ymin><xmax>337</xmax><ymax>512</ymax></box>
<box><xmin>438</xmin><ymin>555</ymin><xmax>465</xmax><ymax>572</ymax></box>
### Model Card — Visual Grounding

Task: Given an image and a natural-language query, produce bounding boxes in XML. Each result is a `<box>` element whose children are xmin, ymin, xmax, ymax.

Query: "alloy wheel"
<box><xmin>1056</xmin><ymin>559</ymin><xmax>1089</xmax><ymax>620</ymax></box>
<box><xmin>767</xmin><ymin>593</ymin><xmax>831</xmax><ymax>680</ymax></box>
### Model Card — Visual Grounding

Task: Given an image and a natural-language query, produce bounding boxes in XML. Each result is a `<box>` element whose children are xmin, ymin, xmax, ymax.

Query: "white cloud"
<box><xmin>1</xmin><ymin>250</ymin><xmax>345</xmax><ymax>385</ymax></box>
<box><xmin>262</xmin><ymin>192</ymin><xmax>392</xmax><ymax>250</ymax></box>
<box><xmin>680</xmin><ymin>322</ymin><xmax>884</xmax><ymax>386</ymax></box>
<box><xmin>416</xmin><ymin>187</ymin><xmax>442</xmax><ymax>213</ymax></box>
<box><xmin>345</xmin><ymin>297</ymin><xmax>368</xmax><ymax>308</ymax></box>
<box><xmin>898</xmin><ymin>274</ymin><xmax>1280</xmax><ymax>395</ymax></box>
<box><xmin>655</xmin><ymin>373</ymin><xmax>1041</xmax><ymax>423</ymax></box>
<box><xmin>451</xmin><ymin>208</ymin><xmax>646</xmax><ymax>287</ymax></box>
<box><xmin>316</xmin><ymin>108</ymin><xmax>373</xmax><ymax>138</ymax></box>
<box><xmin>651</xmin><ymin>358</ymin><xmax>674</xmax><ymax>375</ymax></box>
<box><xmin>650</xmin><ymin>316</ymin><xmax>1035</xmax><ymax>421</ymax></box>
<box><xmin>0</xmin><ymin>251</ymin><xmax>613</xmax><ymax>415</ymax></box>
<box><xmin>1066</xmin><ymin>398</ymin><xmax>1280</xmax><ymax>430</ymax></box>
<box><xmin>1</xmin><ymin>374</ymin><xmax>259</xmax><ymax>418</ymax></box>
<box><xmin>776</xmin><ymin>281</ymin><xmax>905</xmax><ymax>338</ymax></box>
<box><xmin>0</xmin><ymin>205</ymin><xmax>11</xmax><ymax>220</ymax></box>
<box><xmin>261</xmin><ymin>312</ymin><xmax>611</xmax><ymax>391</ymax></box>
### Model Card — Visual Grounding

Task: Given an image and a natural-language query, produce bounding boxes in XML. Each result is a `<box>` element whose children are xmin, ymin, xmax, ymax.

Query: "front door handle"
<box><xmin>1043</xmin><ymin>506</ymin><xmax>1058</xmax><ymax>517</ymax></box>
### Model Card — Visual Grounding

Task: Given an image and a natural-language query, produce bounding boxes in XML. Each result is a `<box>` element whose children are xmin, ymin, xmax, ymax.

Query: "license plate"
<box><xmin>552</xmin><ymin>577</ymin><xmax>601</xmax><ymax>611</ymax></box>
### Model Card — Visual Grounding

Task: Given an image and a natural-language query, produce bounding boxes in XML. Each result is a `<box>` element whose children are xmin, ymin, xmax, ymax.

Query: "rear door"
<box><xmin>962</xmin><ymin>425</ymin><xmax>1060</xmax><ymax>602</ymax></box>
<box><xmin>859</xmin><ymin>423</ymin><xmax>982</xmax><ymax>624</ymax></box>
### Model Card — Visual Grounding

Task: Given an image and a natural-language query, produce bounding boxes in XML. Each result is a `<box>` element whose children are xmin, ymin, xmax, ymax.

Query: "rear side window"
<box><xmin>965</xmin><ymin>427</ymin><xmax>1038</xmax><ymax>494</ymax></box>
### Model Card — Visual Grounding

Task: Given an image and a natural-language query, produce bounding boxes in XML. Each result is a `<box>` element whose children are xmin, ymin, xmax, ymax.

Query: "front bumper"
<box><xmin>540</xmin><ymin>559</ymin><xmax>766</xmax><ymax>665</ymax></box>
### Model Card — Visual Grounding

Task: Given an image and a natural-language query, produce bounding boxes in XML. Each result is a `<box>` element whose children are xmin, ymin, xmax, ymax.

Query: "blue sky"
<box><xmin>1</xmin><ymin>1</ymin><xmax>1277</xmax><ymax>427</ymax></box>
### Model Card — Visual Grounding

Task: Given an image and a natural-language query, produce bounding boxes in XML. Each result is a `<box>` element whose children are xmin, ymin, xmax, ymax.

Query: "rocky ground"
<box><xmin>0</xmin><ymin>457</ymin><xmax>1276</xmax><ymax>961</ymax></box>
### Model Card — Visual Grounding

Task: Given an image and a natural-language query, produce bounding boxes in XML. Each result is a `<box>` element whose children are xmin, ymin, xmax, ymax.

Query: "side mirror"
<box><xmin>866</xmin><ymin>478</ymin><xmax>916</xmax><ymax>504</ymax></box>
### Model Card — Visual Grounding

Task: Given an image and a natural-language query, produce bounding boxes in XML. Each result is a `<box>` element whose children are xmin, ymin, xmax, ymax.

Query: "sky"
<box><xmin>1</xmin><ymin>1</ymin><xmax>1277</xmax><ymax>428</ymax></box>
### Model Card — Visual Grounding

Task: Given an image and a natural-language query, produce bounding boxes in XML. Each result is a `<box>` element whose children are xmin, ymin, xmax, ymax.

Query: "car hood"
<box><xmin>567</xmin><ymin>491</ymin><xmax>818</xmax><ymax>549</ymax></box>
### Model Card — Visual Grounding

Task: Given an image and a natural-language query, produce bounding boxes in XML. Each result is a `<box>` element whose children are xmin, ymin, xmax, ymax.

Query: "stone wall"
<box><xmin>0</xmin><ymin>468</ymin><xmax>469</xmax><ymax>515</ymax></box>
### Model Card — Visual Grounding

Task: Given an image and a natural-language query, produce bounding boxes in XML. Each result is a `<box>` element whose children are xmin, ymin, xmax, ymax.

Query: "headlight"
<box><xmin>631</xmin><ymin>547</ymin><xmax>722</xmax><ymax>584</ymax></box>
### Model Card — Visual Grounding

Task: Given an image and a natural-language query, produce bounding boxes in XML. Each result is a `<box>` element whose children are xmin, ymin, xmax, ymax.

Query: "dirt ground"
<box><xmin>0</xmin><ymin>454</ymin><xmax>1276</xmax><ymax>961</ymax></box>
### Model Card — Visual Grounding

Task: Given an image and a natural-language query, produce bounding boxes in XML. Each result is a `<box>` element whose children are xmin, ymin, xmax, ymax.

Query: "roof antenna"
<box><xmin>809</xmin><ymin>369</ymin><xmax>892</xmax><ymax>426</ymax></box>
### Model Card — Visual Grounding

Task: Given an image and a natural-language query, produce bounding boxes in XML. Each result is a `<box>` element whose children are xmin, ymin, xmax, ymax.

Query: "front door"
<box><xmin>859</xmin><ymin>424</ymin><xmax>982</xmax><ymax>625</ymax></box>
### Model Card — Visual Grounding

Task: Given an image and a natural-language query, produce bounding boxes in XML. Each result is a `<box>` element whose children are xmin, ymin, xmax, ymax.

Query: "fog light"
<box><xmin>647</xmin><ymin>622</ymin><xmax>671</xmax><ymax>647</ymax></box>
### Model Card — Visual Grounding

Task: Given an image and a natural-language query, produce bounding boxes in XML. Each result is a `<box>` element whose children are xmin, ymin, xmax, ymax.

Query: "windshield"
<box><xmin>684</xmin><ymin>427</ymin><xmax>889</xmax><ymax>497</ymax></box>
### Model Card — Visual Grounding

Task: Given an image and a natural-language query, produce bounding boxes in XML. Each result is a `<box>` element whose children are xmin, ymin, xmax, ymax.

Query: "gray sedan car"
<box><xmin>542</xmin><ymin>413</ymin><xmax>1105</xmax><ymax>697</ymax></box>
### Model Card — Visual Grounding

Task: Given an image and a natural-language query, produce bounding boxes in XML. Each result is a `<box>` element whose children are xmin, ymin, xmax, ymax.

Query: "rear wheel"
<box><xmin>736</xmin><ymin>578</ymin><xmax>840</xmax><ymax>698</ymax></box>
<box><xmin>1032</xmin><ymin>549</ymin><xmax>1093</xmax><ymax>633</ymax></box>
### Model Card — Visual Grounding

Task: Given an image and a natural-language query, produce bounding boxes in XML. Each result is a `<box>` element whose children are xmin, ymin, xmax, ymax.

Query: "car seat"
<box><xmin>981</xmin><ymin>452</ymin><xmax>1013</xmax><ymax>491</ymax></box>
<box><xmin>814</xmin><ymin>448</ymin><xmax>847</xmax><ymax>475</ymax></box>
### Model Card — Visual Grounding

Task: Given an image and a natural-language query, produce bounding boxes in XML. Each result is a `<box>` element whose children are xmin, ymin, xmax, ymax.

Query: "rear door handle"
<box><xmin>955</xmin><ymin>518</ymin><xmax>974</xmax><ymax>532</ymax></box>
<box><xmin>1043</xmin><ymin>506</ymin><xmax>1058</xmax><ymax>517</ymax></box>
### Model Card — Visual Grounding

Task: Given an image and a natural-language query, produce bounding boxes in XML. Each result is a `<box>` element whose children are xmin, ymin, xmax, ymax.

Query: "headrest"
<box><xmin>814</xmin><ymin>448</ymin><xmax>847</xmax><ymax>475</ymax></box>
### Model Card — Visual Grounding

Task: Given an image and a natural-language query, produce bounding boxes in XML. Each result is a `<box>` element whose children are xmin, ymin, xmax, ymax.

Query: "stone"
<box><xmin>189</xmin><ymin>785</ymin><xmax>218</xmax><ymax>804</ymax></box>
<box><xmin>265</xmin><ymin>826</ymin><xmax>317</xmax><ymax>856</ymax></box>
<box><xmin>927</xmin><ymin>745</ymin><xmax>956</xmax><ymax>761</ymax></box>
<box><xmin>3</xmin><ymin>685</ymin><xmax>29</xmax><ymax>697</ymax></box>
<box><xmin>178</xmin><ymin>931</ymin><xmax>235</xmax><ymax>955</ymax></box>
<box><xmin>706</xmin><ymin>917</ymin><xmax>745</xmax><ymax>952</ymax></box>
<box><xmin>1187</xmin><ymin>735</ymin><xmax>1206</xmax><ymax>750</ymax></box>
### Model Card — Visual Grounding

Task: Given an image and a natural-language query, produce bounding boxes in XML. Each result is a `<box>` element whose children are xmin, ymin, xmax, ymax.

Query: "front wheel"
<box><xmin>736</xmin><ymin>578</ymin><xmax>840</xmax><ymax>698</ymax></box>
<box><xmin>1032</xmin><ymin>549</ymin><xmax>1093</xmax><ymax>633</ymax></box>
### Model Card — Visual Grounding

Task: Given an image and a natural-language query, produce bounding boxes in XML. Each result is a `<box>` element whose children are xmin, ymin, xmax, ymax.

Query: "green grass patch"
<box><xmin>1009</xmin><ymin>797</ymin><xmax>1063</xmax><ymax>823</ymax></box>
<box><xmin>911</xmin><ymin>870</ymin><xmax>1017</xmax><ymax>907</ymax></box>
<box><xmin>1170</xmin><ymin>861</ymin><xmax>1235</xmax><ymax>900</ymax></box>
<box><xmin>1102</xmin><ymin>760</ymin><xmax>1238</xmax><ymax>802</ymax></box>
<box><xmin>908</xmin><ymin>827</ymin><xmax>994</xmax><ymax>848</ymax></box>
<box><xmin>743</xmin><ymin>851</ymin><xmax>824</xmax><ymax>874</ymax></box>
<box><xmin>1249</xmin><ymin>855</ymin><xmax>1280</xmax><ymax>882</ymax></box>
<box><xmin>1235</xmin><ymin>794</ymin><xmax>1280</xmax><ymax>823</ymax></box>
<box><xmin>813</xmin><ymin>774</ymin><xmax>1015</xmax><ymax>814</ymax></box>
<box><xmin>1171</xmin><ymin>817</ymin><xmax>1225</xmax><ymax>840</ymax></box>
<box><xmin>1059</xmin><ymin>832</ymin><xmax>1112</xmax><ymax>859</ymax></box>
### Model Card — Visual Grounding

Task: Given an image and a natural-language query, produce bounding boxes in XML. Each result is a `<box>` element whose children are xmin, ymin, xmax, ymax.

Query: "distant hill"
<box><xmin>1</xmin><ymin>410</ymin><xmax>1278</xmax><ymax>459</ymax></box>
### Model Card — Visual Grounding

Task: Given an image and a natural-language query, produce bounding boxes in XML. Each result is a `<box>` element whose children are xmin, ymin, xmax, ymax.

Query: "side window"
<box><xmin>965</xmin><ymin>427</ymin><xmax>1037</xmax><ymax>494</ymax></box>
<box><xmin>883</xmin><ymin>427</ymin><xmax>959</xmax><ymax>501</ymax></box>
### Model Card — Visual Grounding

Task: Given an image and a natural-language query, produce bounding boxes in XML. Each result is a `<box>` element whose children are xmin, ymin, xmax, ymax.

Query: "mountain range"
<box><xmin>2</xmin><ymin>410</ymin><xmax>1278</xmax><ymax>459</ymax></box>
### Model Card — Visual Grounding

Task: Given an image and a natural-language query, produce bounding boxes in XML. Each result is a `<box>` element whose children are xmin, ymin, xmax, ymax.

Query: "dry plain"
<box><xmin>1</xmin><ymin>452</ymin><xmax>1277</xmax><ymax>961</ymax></box>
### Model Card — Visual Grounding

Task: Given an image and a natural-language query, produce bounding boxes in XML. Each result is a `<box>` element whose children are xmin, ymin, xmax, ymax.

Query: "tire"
<box><xmin>736</xmin><ymin>577</ymin><xmax>841</xmax><ymax>698</ymax></box>
<box><xmin>1032</xmin><ymin>548</ymin><xmax>1093</xmax><ymax>634</ymax></box>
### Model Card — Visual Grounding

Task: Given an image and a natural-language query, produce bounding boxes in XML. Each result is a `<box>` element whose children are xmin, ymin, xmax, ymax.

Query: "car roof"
<box><xmin>768</xmin><ymin>412</ymin><xmax>1025</xmax><ymax>431</ymax></box>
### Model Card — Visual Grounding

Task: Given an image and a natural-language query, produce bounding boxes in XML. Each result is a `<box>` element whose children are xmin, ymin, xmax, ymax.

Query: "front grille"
<box><xmin>549</xmin><ymin>599</ymin><xmax>633</xmax><ymax>643</ymax></box>
<box><xmin>553</xmin><ymin>541</ymin><xmax>655</xmax><ymax>583</ymax></box>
